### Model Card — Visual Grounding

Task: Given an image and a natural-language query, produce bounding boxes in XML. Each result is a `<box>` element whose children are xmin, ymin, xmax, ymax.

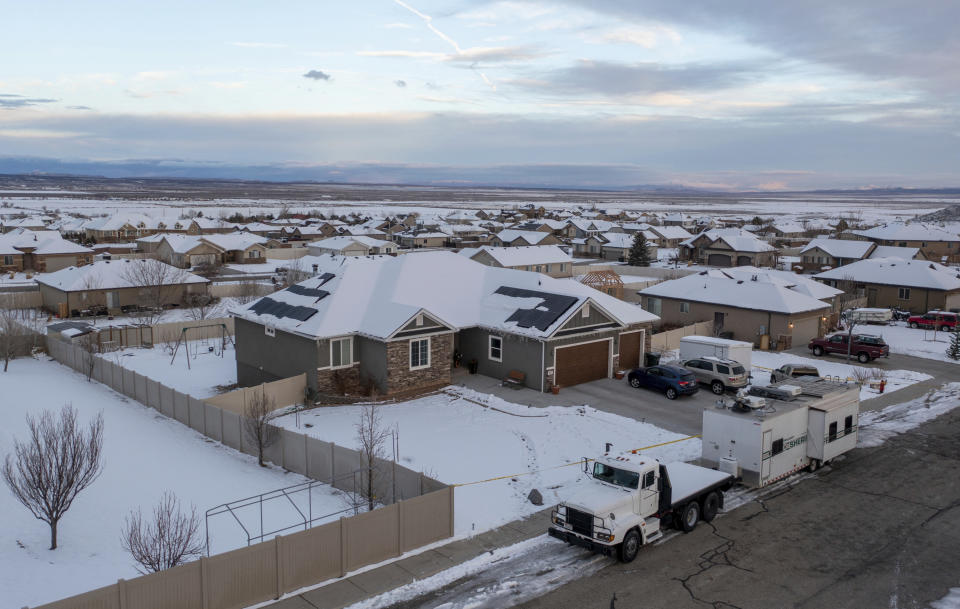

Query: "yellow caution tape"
<box><xmin>452</xmin><ymin>434</ymin><xmax>701</xmax><ymax>487</ymax></box>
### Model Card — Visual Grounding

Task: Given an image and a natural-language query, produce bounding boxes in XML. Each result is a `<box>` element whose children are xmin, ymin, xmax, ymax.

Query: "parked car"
<box><xmin>680</xmin><ymin>357</ymin><xmax>749</xmax><ymax>394</ymax></box>
<box><xmin>770</xmin><ymin>364</ymin><xmax>820</xmax><ymax>384</ymax></box>
<box><xmin>808</xmin><ymin>333</ymin><xmax>889</xmax><ymax>363</ymax></box>
<box><xmin>907</xmin><ymin>311</ymin><xmax>958</xmax><ymax>331</ymax></box>
<box><xmin>627</xmin><ymin>365</ymin><xmax>699</xmax><ymax>400</ymax></box>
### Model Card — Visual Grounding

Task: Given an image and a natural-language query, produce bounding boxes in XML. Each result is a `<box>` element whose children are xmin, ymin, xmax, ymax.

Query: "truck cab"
<box><xmin>548</xmin><ymin>452</ymin><xmax>733</xmax><ymax>563</ymax></box>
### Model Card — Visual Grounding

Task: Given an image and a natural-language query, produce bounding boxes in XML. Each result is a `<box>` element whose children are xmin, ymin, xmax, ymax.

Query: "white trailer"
<box><xmin>701</xmin><ymin>378</ymin><xmax>860</xmax><ymax>487</ymax></box>
<box><xmin>847</xmin><ymin>308</ymin><xmax>893</xmax><ymax>324</ymax></box>
<box><xmin>679</xmin><ymin>335</ymin><xmax>753</xmax><ymax>371</ymax></box>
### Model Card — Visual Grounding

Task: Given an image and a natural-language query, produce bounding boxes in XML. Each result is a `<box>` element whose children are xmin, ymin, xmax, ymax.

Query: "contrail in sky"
<box><xmin>392</xmin><ymin>0</ymin><xmax>497</xmax><ymax>91</ymax></box>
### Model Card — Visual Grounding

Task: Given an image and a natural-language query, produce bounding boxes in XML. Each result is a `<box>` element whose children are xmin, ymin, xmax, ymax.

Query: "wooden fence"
<box><xmin>35</xmin><ymin>338</ymin><xmax>453</xmax><ymax>609</ymax></box>
<box><xmin>80</xmin><ymin>318</ymin><xmax>236</xmax><ymax>351</ymax></box>
<box><xmin>0</xmin><ymin>290</ymin><xmax>42</xmax><ymax>309</ymax></box>
<box><xmin>205</xmin><ymin>374</ymin><xmax>307</xmax><ymax>414</ymax></box>
<box><xmin>650</xmin><ymin>320</ymin><xmax>714</xmax><ymax>352</ymax></box>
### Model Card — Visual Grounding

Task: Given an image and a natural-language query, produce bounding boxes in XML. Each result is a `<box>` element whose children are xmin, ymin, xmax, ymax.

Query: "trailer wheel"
<box><xmin>618</xmin><ymin>529</ymin><xmax>641</xmax><ymax>563</ymax></box>
<box><xmin>857</xmin><ymin>352</ymin><xmax>870</xmax><ymax>363</ymax></box>
<box><xmin>808</xmin><ymin>459</ymin><xmax>820</xmax><ymax>472</ymax></box>
<box><xmin>813</xmin><ymin>346</ymin><xmax>824</xmax><ymax>356</ymax></box>
<box><xmin>702</xmin><ymin>492</ymin><xmax>720</xmax><ymax>522</ymax></box>
<box><xmin>680</xmin><ymin>501</ymin><xmax>700</xmax><ymax>532</ymax></box>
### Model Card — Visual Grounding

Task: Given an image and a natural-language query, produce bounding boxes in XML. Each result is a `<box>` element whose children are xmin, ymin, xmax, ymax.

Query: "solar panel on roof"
<box><xmin>249</xmin><ymin>297</ymin><xmax>317</xmax><ymax>322</ymax></box>
<box><xmin>494</xmin><ymin>286</ymin><xmax>578</xmax><ymax>331</ymax></box>
<box><xmin>287</xmin><ymin>285</ymin><xmax>330</xmax><ymax>299</ymax></box>
<box><xmin>317</xmin><ymin>272</ymin><xmax>335</xmax><ymax>286</ymax></box>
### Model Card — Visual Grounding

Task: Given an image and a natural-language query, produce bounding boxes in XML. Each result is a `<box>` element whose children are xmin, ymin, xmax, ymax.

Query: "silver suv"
<box><xmin>681</xmin><ymin>357</ymin><xmax>749</xmax><ymax>394</ymax></box>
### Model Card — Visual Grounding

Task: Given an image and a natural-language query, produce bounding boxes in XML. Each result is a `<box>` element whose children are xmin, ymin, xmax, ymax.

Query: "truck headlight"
<box><xmin>595</xmin><ymin>533</ymin><xmax>615</xmax><ymax>542</ymax></box>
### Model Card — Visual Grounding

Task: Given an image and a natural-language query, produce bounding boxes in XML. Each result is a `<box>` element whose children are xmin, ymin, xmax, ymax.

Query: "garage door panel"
<box><xmin>556</xmin><ymin>340</ymin><xmax>609</xmax><ymax>387</ymax></box>
<box><xmin>619</xmin><ymin>332</ymin><xmax>642</xmax><ymax>370</ymax></box>
<box><xmin>708</xmin><ymin>254</ymin><xmax>731</xmax><ymax>266</ymax></box>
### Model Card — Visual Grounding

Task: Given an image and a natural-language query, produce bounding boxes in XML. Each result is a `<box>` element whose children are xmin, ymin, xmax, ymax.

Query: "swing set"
<box><xmin>169</xmin><ymin>323</ymin><xmax>235</xmax><ymax>369</ymax></box>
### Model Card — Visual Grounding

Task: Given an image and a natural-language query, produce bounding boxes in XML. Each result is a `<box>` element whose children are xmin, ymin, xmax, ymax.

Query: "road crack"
<box><xmin>671</xmin><ymin>523</ymin><xmax>751</xmax><ymax>609</ymax></box>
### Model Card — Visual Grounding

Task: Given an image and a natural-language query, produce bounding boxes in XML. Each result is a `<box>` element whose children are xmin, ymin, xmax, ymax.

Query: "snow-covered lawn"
<box><xmin>274</xmin><ymin>387</ymin><xmax>702</xmax><ymax>537</ymax></box>
<box><xmin>858</xmin><ymin>383</ymin><xmax>960</xmax><ymax>447</ymax></box>
<box><xmin>862</xmin><ymin>323</ymin><xmax>960</xmax><ymax>364</ymax></box>
<box><xmin>99</xmin><ymin>341</ymin><xmax>237</xmax><ymax>398</ymax></box>
<box><xmin>750</xmin><ymin>351</ymin><xmax>932</xmax><ymax>402</ymax></box>
<box><xmin>0</xmin><ymin>358</ymin><xmax>347</xmax><ymax>608</ymax></box>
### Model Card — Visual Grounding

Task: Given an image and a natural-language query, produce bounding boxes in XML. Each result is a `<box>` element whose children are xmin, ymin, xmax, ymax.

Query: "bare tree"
<box><xmin>2</xmin><ymin>405</ymin><xmax>104</xmax><ymax>549</ymax></box>
<box><xmin>77</xmin><ymin>332</ymin><xmax>99</xmax><ymax>381</ymax></box>
<box><xmin>120</xmin><ymin>259</ymin><xmax>190</xmax><ymax>325</ymax></box>
<box><xmin>185</xmin><ymin>293</ymin><xmax>222</xmax><ymax>321</ymax></box>
<box><xmin>0</xmin><ymin>307</ymin><xmax>32</xmax><ymax>372</ymax></box>
<box><xmin>355</xmin><ymin>404</ymin><xmax>390</xmax><ymax>512</ymax></box>
<box><xmin>121</xmin><ymin>491</ymin><xmax>204</xmax><ymax>574</ymax></box>
<box><xmin>235</xmin><ymin>279</ymin><xmax>263</xmax><ymax>304</ymax></box>
<box><xmin>283</xmin><ymin>256</ymin><xmax>311</xmax><ymax>286</ymax></box>
<box><xmin>242</xmin><ymin>391</ymin><xmax>279</xmax><ymax>467</ymax></box>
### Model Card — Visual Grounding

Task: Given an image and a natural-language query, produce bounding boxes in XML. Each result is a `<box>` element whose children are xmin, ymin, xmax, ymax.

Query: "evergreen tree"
<box><xmin>947</xmin><ymin>328</ymin><xmax>960</xmax><ymax>361</ymax></box>
<box><xmin>628</xmin><ymin>232</ymin><xmax>652</xmax><ymax>267</ymax></box>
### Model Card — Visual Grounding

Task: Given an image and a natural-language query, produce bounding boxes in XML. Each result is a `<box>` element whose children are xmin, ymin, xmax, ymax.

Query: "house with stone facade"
<box><xmin>231</xmin><ymin>252</ymin><xmax>658</xmax><ymax>397</ymax></box>
<box><xmin>0</xmin><ymin>229</ymin><xmax>94</xmax><ymax>272</ymax></box>
<box><xmin>679</xmin><ymin>229</ymin><xmax>776</xmax><ymax>267</ymax></box>
<box><xmin>815</xmin><ymin>257</ymin><xmax>960</xmax><ymax>313</ymax></box>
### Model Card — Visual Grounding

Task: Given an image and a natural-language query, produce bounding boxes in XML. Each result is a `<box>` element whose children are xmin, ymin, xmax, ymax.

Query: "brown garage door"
<box><xmin>555</xmin><ymin>340</ymin><xmax>609</xmax><ymax>387</ymax></box>
<box><xmin>708</xmin><ymin>253</ymin><xmax>732</xmax><ymax>266</ymax></box>
<box><xmin>618</xmin><ymin>331</ymin><xmax>643</xmax><ymax>370</ymax></box>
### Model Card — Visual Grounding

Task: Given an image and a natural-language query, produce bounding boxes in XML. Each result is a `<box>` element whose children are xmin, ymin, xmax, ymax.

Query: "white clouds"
<box><xmin>597</xmin><ymin>25</ymin><xmax>682</xmax><ymax>48</ymax></box>
<box><xmin>230</xmin><ymin>42</ymin><xmax>287</xmax><ymax>48</ymax></box>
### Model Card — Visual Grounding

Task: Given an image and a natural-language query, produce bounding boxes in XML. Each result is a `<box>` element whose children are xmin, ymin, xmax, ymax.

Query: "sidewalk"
<box><xmin>264</xmin><ymin>508</ymin><xmax>553</xmax><ymax>609</ymax></box>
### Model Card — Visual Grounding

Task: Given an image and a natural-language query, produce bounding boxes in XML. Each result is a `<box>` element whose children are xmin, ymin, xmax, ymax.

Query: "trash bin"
<box><xmin>643</xmin><ymin>352</ymin><xmax>660</xmax><ymax>367</ymax></box>
<box><xmin>468</xmin><ymin>359</ymin><xmax>479</xmax><ymax>374</ymax></box>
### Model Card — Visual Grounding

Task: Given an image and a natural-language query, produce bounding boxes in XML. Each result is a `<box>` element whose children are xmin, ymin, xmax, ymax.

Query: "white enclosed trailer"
<box><xmin>679</xmin><ymin>336</ymin><xmax>753</xmax><ymax>371</ymax></box>
<box><xmin>701</xmin><ymin>378</ymin><xmax>859</xmax><ymax>487</ymax></box>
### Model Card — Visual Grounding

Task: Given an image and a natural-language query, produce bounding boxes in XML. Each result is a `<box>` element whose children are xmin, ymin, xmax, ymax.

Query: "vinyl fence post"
<box><xmin>396</xmin><ymin>500</ymin><xmax>405</xmax><ymax>557</ymax></box>
<box><xmin>275</xmin><ymin>535</ymin><xmax>284</xmax><ymax>599</ymax></box>
<box><xmin>339</xmin><ymin>517</ymin><xmax>348</xmax><ymax>578</ymax></box>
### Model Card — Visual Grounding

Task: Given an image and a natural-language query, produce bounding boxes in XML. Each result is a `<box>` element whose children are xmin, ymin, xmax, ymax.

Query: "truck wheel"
<box><xmin>942</xmin><ymin>325</ymin><xmax>951</xmax><ymax>332</ymax></box>
<box><xmin>813</xmin><ymin>346</ymin><xmax>824</xmax><ymax>356</ymax></box>
<box><xmin>910</xmin><ymin>322</ymin><xmax>919</xmax><ymax>329</ymax></box>
<box><xmin>618</xmin><ymin>529</ymin><xmax>641</xmax><ymax>563</ymax></box>
<box><xmin>857</xmin><ymin>352</ymin><xmax>870</xmax><ymax>363</ymax></box>
<box><xmin>665</xmin><ymin>387</ymin><xmax>678</xmax><ymax>400</ymax></box>
<box><xmin>630</xmin><ymin>377</ymin><xmax>641</xmax><ymax>388</ymax></box>
<box><xmin>702</xmin><ymin>491</ymin><xmax>720</xmax><ymax>522</ymax></box>
<box><xmin>680</xmin><ymin>501</ymin><xmax>700</xmax><ymax>532</ymax></box>
<box><xmin>711</xmin><ymin>380</ymin><xmax>725</xmax><ymax>395</ymax></box>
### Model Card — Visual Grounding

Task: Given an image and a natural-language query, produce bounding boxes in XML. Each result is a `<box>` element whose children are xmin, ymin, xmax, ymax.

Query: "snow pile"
<box><xmin>932</xmin><ymin>588</ymin><xmax>960</xmax><ymax>609</ymax></box>
<box><xmin>858</xmin><ymin>383</ymin><xmax>960</xmax><ymax>448</ymax></box>
<box><xmin>750</xmin><ymin>351</ymin><xmax>932</xmax><ymax>402</ymax></box>
<box><xmin>869</xmin><ymin>324</ymin><xmax>960</xmax><ymax>364</ymax></box>
<box><xmin>99</xmin><ymin>342</ymin><xmax>237</xmax><ymax>398</ymax></box>
<box><xmin>0</xmin><ymin>358</ymin><xmax>344</xmax><ymax>608</ymax></box>
<box><xmin>273</xmin><ymin>387</ymin><xmax>702</xmax><ymax>536</ymax></box>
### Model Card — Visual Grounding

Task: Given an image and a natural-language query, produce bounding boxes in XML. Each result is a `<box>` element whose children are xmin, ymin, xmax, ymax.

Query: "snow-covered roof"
<box><xmin>494</xmin><ymin>229</ymin><xmax>553</xmax><ymax>245</ymax></box>
<box><xmin>0</xmin><ymin>230</ymin><xmax>92</xmax><ymax>255</ymax></box>
<box><xmin>713</xmin><ymin>234</ymin><xmax>775</xmax><ymax>253</ymax></box>
<box><xmin>773</xmin><ymin>222</ymin><xmax>806</xmax><ymax>235</ymax></box>
<box><xmin>800</xmin><ymin>238</ymin><xmax>874</xmax><ymax>259</ymax></box>
<box><xmin>640</xmin><ymin>269</ymin><xmax>832</xmax><ymax>314</ymax></box>
<box><xmin>598</xmin><ymin>232</ymin><xmax>656</xmax><ymax>249</ymax></box>
<box><xmin>719</xmin><ymin>266</ymin><xmax>843</xmax><ymax>301</ymax></box>
<box><xmin>36</xmin><ymin>259</ymin><xmax>208</xmax><ymax>292</ymax></box>
<box><xmin>649</xmin><ymin>226</ymin><xmax>693</xmax><ymax>240</ymax></box>
<box><xmin>202</xmin><ymin>233</ymin><xmax>267</xmax><ymax>251</ymax></box>
<box><xmin>868</xmin><ymin>245</ymin><xmax>921</xmax><ymax>259</ymax></box>
<box><xmin>815</xmin><ymin>258</ymin><xmax>960</xmax><ymax>291</ymax></box>
<box><xmin>232</xmin><ymin>252</ymin><xmax>657</xmax><ymax>341</ymax></box>
<box><xmin>680</xmin><ymin>228</ymin><xmax>754</xmax><ymax>248</ymax></box>
<box><xmin>307</xmin><ymin>236</ymin><xmax>394</xmax><ymax>250</ymax></box>
<box><xmin>467</xmin><ymin>245</ymin><xmax>571</xmax><ymax>267</ymax></box>
<box><xmin>853</xmin><ymin>222</ymin><xmax>960</xmax><ymax>242</ymax></box>
<box><xmin>160</xmin><ymin>235</ymin><xmax>207</xmax><ymax>254</ymax></box>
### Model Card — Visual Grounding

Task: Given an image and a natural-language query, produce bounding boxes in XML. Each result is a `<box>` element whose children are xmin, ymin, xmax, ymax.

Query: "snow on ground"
<box><xmin>0</xmin><ymin>271</ymin><xmax>37</xmax><ymax>286</ymax></box>
<box><xmin>0</xmin><ymin>357</ymin><xmax>348</xmax><ymax>608</ymax></box>
<box><xmin>99</xmin><ymin>341</ymin><xmax>237</xmax><ymax>397</ymax></box>
<box><xmin>864</xmin><ymin>323</ymin><xmax>960</xmax><ymax>364</ymax></box>
<box><xmin>932</xmin><ymin>588</ymin><xmax>960</xmax><ymax>609</ymax></box>
<box><xmin>858</xmin><ymin>383</ymin><xmax>960</xmax><ymax>448</ymax></box>
<box><xmin>223</xmin><ymin>260</ymin><xmax>290</xmax><ymax>274</ymax></box>
<box><xmin>750</xmin><ymin>351</ymin><xmax>932</xmax><ymax>402</ymax></box>
<box><xmin>274</xmin><ymin>387</ymin><xmax>702</xmax><ymax>536</ymax></box>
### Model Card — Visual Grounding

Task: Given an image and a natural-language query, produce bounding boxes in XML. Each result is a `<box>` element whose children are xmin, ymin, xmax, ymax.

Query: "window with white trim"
<box><xmin>646</xmin><ymin>297</ymin><xmax>662</xmax><ymax>316</ymax></box>
<box><xmin>265</xmin><ymin>324</ymin><xmax>276</xmax><ymax>337</ymax></box>
<box><xmin>489</xmin><ymin>335</ymin><xmax>503</xmax><ymax>362</ymax></box>
<box><xmin>410</xmin><ymin>338</ymin><xmax>430</xmax><ymax>369</ymax></box>
<box><xmin>898</xmin><ymin>287</ymin><xmax>911</xmax><ymax>300</ymax></box>
<box><xmin>330</xmin><ymin>337</ymin><xmax>353</xmax><ymax>368</ymax></box>
<box><xmin>680</xmin><ymin>301</ymin><xmax>690</xmax><ymax>313</ymax></box>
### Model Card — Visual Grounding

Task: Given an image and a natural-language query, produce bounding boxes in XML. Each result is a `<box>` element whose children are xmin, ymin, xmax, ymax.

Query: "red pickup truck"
<box><xmin>808</xmin><ymin>333</ymin><xmax>889</xmax><ymax>363</ymax></box>
<box><xmin>908</xmin><ymin>311</ymin><xmax>959</xmax><ymax>331</ymax></box>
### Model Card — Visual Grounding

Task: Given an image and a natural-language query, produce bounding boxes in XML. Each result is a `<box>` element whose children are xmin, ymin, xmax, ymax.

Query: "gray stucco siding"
<box><xmin>559</xmin><ymin>302</ymin><xmax>615</xmax><ymax>331</ymax></box>
<box><xmin>357</xmin><ymin>336</ymin><xmax>388</xmax><ymax>393</ymax></box>
<box><xmin>458</xmin><ymin>327</ymin><xmax>544</xmax><ymax>390</ymax></box>
<box><xmin>235</xmin><ymin>317</ymin><xmax>320</xmax><ymax>389</ymax></box>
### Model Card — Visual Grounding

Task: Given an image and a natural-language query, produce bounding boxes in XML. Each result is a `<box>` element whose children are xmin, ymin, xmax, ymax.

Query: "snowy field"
<box><xmin>862</xmin><ymin>323</ymin><xmax>960</xmax><ymax>364</ymax></box>
<box><xmin>99</xmin><ymin>341</ymin><xmax>237</xmax><ymax>397</ymax></box>
<box><xmin>749</xmin><ymin>351</ymin><xmax>933</xmax><ymax>402</ymax></box>
<box><xmin>274</xmin><ymin>387</ymin><xmax>701</xmax><ymax>536</ymax></box>
<box><xmin>858</xmin><ymin>383</ymin><xmax>960</xmax><ymax>448</ymax></box>
<box><xmin>0</xmin><ymin>358</ymin><xmax>347</xmax><ymax>608</ymax></box>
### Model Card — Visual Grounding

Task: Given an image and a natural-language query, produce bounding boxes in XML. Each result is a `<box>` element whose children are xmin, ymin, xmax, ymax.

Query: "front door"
<box><xmin>867</xmin><ymin>288</ymin><xmax>878</xmax><ymax>307</ymax></box>
<box><xmin>714</xmin><ymin>312</ymin><xmax>725</xmax><ymax>334</ymax></box>
<box><xmin>761</xmin><ymin>430</ymin><xmax>772</xmax><ymax>482</ymax></box>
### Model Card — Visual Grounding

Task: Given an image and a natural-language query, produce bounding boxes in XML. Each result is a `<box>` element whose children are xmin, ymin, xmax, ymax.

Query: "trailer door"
<box><xmin>761</xmin><ymin>429</ymin><xmax>772</xmax><ymax>483</ymax></box>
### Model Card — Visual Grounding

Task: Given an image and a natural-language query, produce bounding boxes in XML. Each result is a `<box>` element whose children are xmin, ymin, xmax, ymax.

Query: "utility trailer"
<box><xmin>548</xmin><ymin>452</ymin><xmax>734</xmax><ymax>563</ymax></box>
<box><xmin>679</xmin><ymin>335</ymin><xmax>753</xmax><ymax>372</ymax></box>
<box><xmin>701</xmin><ymin>377</ymin><xmax>860</xmax><ymax>487</ymax></box>
<box><xmin>846</xmin><ymin>308</ymin><xmax>893</xmax><ymax>324</ymax></box>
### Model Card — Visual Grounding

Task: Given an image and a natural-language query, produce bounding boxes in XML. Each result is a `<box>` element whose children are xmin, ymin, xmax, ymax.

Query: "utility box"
<box><xmin>701</xmin><ymin>378</ymin><xmax>859</xmax><ymax>487</ymax></box>
<box><xmin>679</xmin><ymin>335</ymin><xmax>753</xmax><ymax>371</ymax></box>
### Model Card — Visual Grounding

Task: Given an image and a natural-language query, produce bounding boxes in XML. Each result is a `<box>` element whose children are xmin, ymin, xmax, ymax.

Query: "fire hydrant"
<box><xmin>879</xmin><ymin>379</ymin><xmax>886</xmax><ymax>394</ymax></box>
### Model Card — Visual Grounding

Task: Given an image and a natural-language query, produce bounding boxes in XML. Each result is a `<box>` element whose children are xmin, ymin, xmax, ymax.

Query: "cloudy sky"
<box><xmin>1</xmin><ymin>0</ymin><xmax>957</xmax><ymax>190</ymax></box>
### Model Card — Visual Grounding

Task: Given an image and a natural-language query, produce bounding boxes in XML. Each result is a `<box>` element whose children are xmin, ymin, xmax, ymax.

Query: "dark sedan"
<box><xmin>627</xmin><ymin>365</ymin><xmax>699</xmax><ymax>400</ymax></box>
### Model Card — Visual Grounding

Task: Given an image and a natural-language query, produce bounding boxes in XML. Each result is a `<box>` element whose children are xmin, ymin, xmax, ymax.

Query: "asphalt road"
<box><xmin>515</xmin><ymin>402</ymin><xmax>960</xmax><ymax>609</ymax></box>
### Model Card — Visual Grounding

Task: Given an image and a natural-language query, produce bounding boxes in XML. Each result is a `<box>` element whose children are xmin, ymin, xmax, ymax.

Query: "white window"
<box><xmin>646</xmin><ymin>297</ymin><xmax>662</xmax><ymax>316</ymax></box>
<box><xmin>489</xmin><ymin>335</ymin><xmax>503</xmax><ymax>362</ymax></box>
<box><xmin>330</xmin><ymin>337</ymin><xmax>353</xmax><ymax>368</ymax></box>
<box><xmin>415</xmin><ymin>314</ymin><xmax>424</xmax><ymax>326</ymax></box>
<box><xmin>559</xmin><ymin>263</ymin><xmax>566</xmax><ymax>272</ymax></box>
<box><xmin>680</xmin><ymin>302</ymin><xmax>690</xmax><ymax>313</ymax></box>
<box><xmin>410</xmin><ymin>338</ymin><xmax>430</xmax><ymax>369</ymax></box>
<box><xmin>898</xmin><ymin>287</ymin><xmax>911</xmax><ymax>300</ymax></box>
<box><xmin>247</xmin><ymin>249</ymin><xmax>261</xmax><ymax>259</ymax></box>
<box><xmin>582</xmin><ymin>303</ymin><xmax>591</xmax><ymax>318</ymax></box>
<box><xmin>265</xmin><ymin>324</ymin><xmax>276</xmax><ymax>337</ymax></box>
